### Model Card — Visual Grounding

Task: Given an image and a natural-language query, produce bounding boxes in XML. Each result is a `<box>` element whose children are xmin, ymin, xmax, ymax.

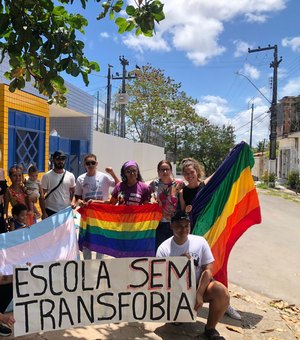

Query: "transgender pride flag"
<box><xmin>0</xmin><ymin>207</ymin><xmax>79</xmax><ymax>275</ymax></box>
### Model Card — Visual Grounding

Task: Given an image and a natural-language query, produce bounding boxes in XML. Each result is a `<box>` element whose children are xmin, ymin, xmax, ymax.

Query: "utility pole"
<box><xmin>112</xmin><ymin>56</ymin><xmax>139</xmax><ymax>138</ymax></box>
<box><xmin>105</xmin><ymin>64</ymin><xmax>113</xmax><ymax>134</ymax></box>
<box><xmin>248</xmin><ymin>45</ymin><xmax>282</xmax><ymax>173</ymax></box>
<box><xmin>96</xmin><ymin>91</ymin><xmax>100</xmax><ymax>131</ymax></box>
<box><xmin>250</xmin><ymin>103</ymin><xmax>254</xmax><ymax>149</ymax></box>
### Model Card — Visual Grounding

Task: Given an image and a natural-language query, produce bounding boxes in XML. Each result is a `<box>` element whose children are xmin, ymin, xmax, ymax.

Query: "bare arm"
<box><xmin>3</xmin><ymin>190</ymin><xmax>10</xmax><ymax>230</ymax></box>
<box><xmin>105</xmin><ymin>167</ymin><xmax>120</xmax><ymax>184</ymax></box>
<box><xmin>38</xmin><ymin>184</ymin><xmax>47</xmax><ymax>219</ymax></box>
<box><xmin>204</xmin><ymin>172</ymin><xmax>214</xmax><ymax>185</ymax></box>
<box><xmin>0</xmin><ymin>313</ymin><xmax>15</xmax><ymax>328</ymax></box>
<box><xmin>194</xmin><ymin>262</ymin><xmax>214</xmax><ymax>310</ymax></box>
<box><xmin>179</xmin><ymin>189</ymin><xmax>186</xmax><ymax>212</ymax></box>
<box><xmin>109</xmin><ymin>196</ymin><xmax>118</xmax><ymax>205</ymax></box>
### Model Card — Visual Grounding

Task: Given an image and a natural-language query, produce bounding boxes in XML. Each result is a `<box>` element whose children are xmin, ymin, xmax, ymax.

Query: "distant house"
<box><xmin>276</xmin><ymin>96</ymin><xmax>300</xmax><ymax>179</ymax></box>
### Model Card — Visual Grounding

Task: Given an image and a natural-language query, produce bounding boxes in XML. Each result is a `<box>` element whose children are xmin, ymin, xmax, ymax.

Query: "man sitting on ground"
<box><xmin>156</xmin><ymin>211</ymin><xmax>229</xmax><ymax>340</ymax></box>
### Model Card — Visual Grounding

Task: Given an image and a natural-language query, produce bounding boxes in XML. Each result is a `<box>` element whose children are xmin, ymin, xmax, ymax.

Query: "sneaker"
<box><xmin>0</xmin><ymin>324</ymin><xmax>12</xmax><ymax>337</ymax></box>
<box><xmin>204</xmin><ymin>326</ymin><xmax>225</xmax><ymax>340</ymax></box>
<box><xmin>225</xmin><ymin>305</ymin><xmax>242</xmax><ymax>320</ymax></box>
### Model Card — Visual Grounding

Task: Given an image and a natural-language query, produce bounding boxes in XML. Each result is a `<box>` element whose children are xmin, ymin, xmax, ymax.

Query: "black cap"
<box><xmin>52</xmin><ymin>150</ymin><xmax>66</xmax><ymax>159</ymax></box>
<box><xmin>171</xmin><ymin>210</ymin><xmax>190</xmax><ymax>223</ymax></box>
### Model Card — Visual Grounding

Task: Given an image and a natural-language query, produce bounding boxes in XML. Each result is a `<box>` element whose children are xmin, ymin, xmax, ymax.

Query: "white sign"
<box><xmin>13</xmin><ymin>257</ymin><xmax>196</xmax><ymax>336</ymax></box>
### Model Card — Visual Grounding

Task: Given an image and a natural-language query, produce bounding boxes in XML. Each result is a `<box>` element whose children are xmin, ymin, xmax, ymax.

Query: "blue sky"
<box><xmin>64</xmin><ymin>0</ymin><xmax>300</xmax><ymax>147</ymax></box>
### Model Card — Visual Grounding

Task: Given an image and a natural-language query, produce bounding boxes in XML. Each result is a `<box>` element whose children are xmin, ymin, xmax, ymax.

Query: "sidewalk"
<box><xmin>5</xmin><ymin>283</ymin><xmax>300</xmax><ymax>339</ymax></box>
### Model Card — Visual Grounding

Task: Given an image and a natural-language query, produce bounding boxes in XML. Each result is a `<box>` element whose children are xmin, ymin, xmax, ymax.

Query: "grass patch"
<box><xmin>257</xmin><ymin>187</ymin><xmax>300</xmax><ymax>204</ymax></box>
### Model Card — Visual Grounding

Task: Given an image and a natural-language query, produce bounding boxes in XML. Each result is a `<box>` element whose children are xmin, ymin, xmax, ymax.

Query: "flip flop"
<box><xmin>204</xmin><ymin>327</ymin><xmax>225</xmax><ymax>340</ymax></box>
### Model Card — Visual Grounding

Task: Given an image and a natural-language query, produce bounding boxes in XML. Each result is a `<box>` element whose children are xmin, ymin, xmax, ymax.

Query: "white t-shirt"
<box><xmin>156</xmin><ymin>234</ymin><xmax>214</xmax><ymax>283</ymax></box>
<box><xmin>75</xmin><ymin>171</ymin><xmax>115</xmax><ymax>201</ymax></box>
<box><xmin>41</xmin><ymin>170</ymin><xmax>75</xmax><ymax>212</ymax></box>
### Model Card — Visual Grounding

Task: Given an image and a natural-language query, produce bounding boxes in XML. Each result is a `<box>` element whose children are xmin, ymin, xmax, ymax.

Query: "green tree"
<box><xmin>124</xmin><ymin>65</ymin><xmax>199</xmax><ymax>154</ymax></box>
<box><xmin>177</xmin><ymin>123</ymin><xmax>235</xmax><ymax>176</ymax></box>
<box><xmin>254</xmin><ymin>140</ymin><xmax>266</xmax><ymax>153</ymax></box>
<box><xmin>0</xmin><ymin>0</ymin><xmax>164</xmax><ymax>105</ymax></box>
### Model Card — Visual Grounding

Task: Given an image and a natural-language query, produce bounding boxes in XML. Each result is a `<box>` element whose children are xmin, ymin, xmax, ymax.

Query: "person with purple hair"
<box><xmin>110</xmin><ymin>161</ymin><xmax>150</xmax><ymax>205</ymax></box>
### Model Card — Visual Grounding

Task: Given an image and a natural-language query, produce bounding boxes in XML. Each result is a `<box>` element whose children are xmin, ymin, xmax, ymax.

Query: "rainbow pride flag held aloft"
<box><xmin>78</xmin><ymin>203</ymin><xmax>162</xmax><ymax>257</ymax></box>
<box><xmin>0</xmin><ymin>207</ymin><xmax>79</xmax><ymax>275</ymax></box>
<box><xmin>191</xmin><ymin>141</ymin><xmax>262</xmax><ymax>287</ymax></box>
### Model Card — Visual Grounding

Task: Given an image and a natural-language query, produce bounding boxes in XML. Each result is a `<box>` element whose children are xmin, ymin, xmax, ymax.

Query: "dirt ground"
<box><xmin>5</xmin><ymin>283</ymin><xmax>300</xmax><ymax>340</ymax></box>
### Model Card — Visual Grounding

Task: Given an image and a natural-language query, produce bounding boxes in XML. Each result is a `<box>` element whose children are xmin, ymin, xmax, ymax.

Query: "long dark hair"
<box><xmin>157</xmin><ymin>160</ymin><xmax>172</xmax><ymax>172</ymax></box>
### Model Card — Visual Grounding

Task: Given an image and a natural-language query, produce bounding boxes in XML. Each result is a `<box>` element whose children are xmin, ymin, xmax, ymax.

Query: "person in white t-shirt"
<box><xmin>156</xmin><ymin>211</ymin><xmax>229</xmax><ymax>340</ymax></box>
<box><xmin>41</xmin><ymin>151</ymin><xmax>76</xmax><ymax>217</ymax></box>
<box><xmin>72</xmin><ymin>153</ymin><xmax>119</xmax><ymax>259</ymax></box>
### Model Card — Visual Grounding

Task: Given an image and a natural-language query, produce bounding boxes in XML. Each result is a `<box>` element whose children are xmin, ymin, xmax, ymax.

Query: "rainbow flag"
<box><xmin>191</xmin><ymin>142</ymin><xmax>261</xmax><ymax>286</ymax></box>
<box><xmin>78</xmin><ymin>203</ymin><xmax>162</xmax><ymax>257</ymax></box>
<box><xmin>0</xmin><ymin>207</ymin><xmax>79</xmax><ymax>275</ymax></box>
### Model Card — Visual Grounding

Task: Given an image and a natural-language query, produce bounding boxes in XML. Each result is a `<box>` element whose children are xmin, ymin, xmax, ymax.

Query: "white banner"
<box><xmin>13</xmin><ymin>257</ymin><xmax>197</xmax><ymax>337</ymax></box>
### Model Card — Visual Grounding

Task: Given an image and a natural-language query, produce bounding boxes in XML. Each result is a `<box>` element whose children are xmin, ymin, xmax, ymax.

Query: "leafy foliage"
<box><xmin>119</xmin><ymin>65</ymin><xmax>235</xmax><ymax>175</ymax></box>
<box><xmin>287</xmin><ymin>171</ymin><xmax>300</xmax><ymax>190</ymax></box>
<box><xmin>123</xmin><ymin>65</ymin><xmax>199</xmax><ymax>146</ymax></box>
<box><xmin>0</xmin><ymin>0</ymin><xmax>165</xmax><ymax>105</ymax></box>
<box><xmin>177</xmin><ymin>123</ymin><xmax>235</xmax><ymax>176</ymax></box>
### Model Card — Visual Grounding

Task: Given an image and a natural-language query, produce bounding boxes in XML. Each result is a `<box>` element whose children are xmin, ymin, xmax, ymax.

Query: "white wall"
<box><xmin>92</xmin><ymin>131</ymin><xmax>165</xmax><ymax>181</ymax></box>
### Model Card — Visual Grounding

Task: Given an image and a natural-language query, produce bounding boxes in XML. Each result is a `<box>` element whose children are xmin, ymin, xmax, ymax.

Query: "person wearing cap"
<box><xmin>72</xmin><ymin>153</ymin><xmax>119</xmax><ymax>259</ymax></box>
<box><xmin>156</xmin><ymin>211</ymin><xmax>229</xmax><ymax>340</ymax></box>
<box><xmin>41</xmin><ymin>151</ymin><xmax>76</xmax><ymax>216</ymax></box>
<box><xmin>110</xmin><ymin>161</ymin><xmax>150</xmax><ymax>205</ymax></box>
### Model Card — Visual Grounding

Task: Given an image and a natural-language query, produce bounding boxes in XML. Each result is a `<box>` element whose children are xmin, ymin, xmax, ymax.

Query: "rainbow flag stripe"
<box><xmin>192</xmin><ymin>142</ymin><xmax>261</xmax><ymax>286</ymax></box>
<box><xmin>78</xmin><ymin>203</ymin><xmax>162</xmax><ymax>257</ymax></box>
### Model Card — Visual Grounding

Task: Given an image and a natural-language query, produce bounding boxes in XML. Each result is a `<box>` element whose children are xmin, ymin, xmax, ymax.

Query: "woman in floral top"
<box><xmin>149</xmin><ymin>160</ymin><xmax>184</xmax><ymax>250</ymax></box>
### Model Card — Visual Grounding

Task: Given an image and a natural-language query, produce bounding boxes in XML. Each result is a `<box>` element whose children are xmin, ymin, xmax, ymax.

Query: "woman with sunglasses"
<box><xmin>110</xmin><ymin>161</ymin><xmax>150</xmax><ymax>206</ymax></box>
<box><xmin>149</xmin><ymin>160</ymin><xmax>184</xmax><ymax>250</ymax></box>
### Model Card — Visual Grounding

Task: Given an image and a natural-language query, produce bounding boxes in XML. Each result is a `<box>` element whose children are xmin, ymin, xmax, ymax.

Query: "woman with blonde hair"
<box><xmin>179</xmin><ymin>158</ymin><xmax>209</xmax><ymax>214</ymax></box>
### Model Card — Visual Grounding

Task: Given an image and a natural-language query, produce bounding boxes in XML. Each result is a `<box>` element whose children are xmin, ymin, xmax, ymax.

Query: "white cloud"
<box><xmin>122</xmin><ymin>0</ymin><xmax>287</xmax><ymax>66</ymax></box>
<box><xmin>280</xmin><ymin>77</ymin><xmax>300</xmax><ymax>97</ymax></box>
<box><xmin>241</xmin><ymin>63</ymin><xmax>261</xmax><ymax>80</ymax></box>
<box><xmin>233</xmin><ymin>104</ymin><xmax>270</xmax><ymax>146</ymax></box>
<box><xmin>244</xmin><ymin>13</ymin><xmax>268</xmax><ymax>23</ymax></box>
<box><xmin>195</xmin><ymin>94</ymin><xmax>269</xmax><ymax>145</ymax></box>
<box><xmin>99</xmin><ymin>32</ymin><xmax>110</xmax><ymax>39</ymax></box>
<box><xmin>122</xmin><ymin>33</ymin><xmax>171</xmax><ymax>54</ymax></box>
<box><xmin>282</xmin><ymin>36</ymin><xmax>300</xmax><ymax>52</ymax></box>
<box><xmin>195</xmin><ymin>95</ymin><xmax>230</xmax><ymax>125</ymax></box>
<box><xmin>233</xmin><ymin>40</ymin><xmax>253</xmax><ymax>57</ymax></box>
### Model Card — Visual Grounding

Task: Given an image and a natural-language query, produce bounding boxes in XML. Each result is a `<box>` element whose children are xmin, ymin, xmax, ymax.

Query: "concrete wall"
<box><xmin>92</xmin><ymin>131</ymin><xmax>165</xmax><ymax>181</ymax></box>
<box><xmin>278</xmin><ymin>134</ymin><xmax>300</xmax><ymax>178</ymax></box>
<box><xmin>252</xmin><ymin>154</ymin><xmax>268</xmax><ymax>180</ymax></box>
<box><xmin>50</xmin><ymin>116</ymin><xmax>93</xmax><ymax>142</ymax></box>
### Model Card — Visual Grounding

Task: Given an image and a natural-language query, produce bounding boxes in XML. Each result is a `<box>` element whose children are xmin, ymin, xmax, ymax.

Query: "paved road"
<box><xmin>228</xmin><ymin>191</ymin><xmax>300</xmax><ymax>305</ymax></box>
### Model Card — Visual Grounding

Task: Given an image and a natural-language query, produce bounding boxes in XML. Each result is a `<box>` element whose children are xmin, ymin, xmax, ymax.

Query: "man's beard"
<box><xmin>54</xmin><ymin>163</ymin><xmax>64</xmax><ymax>170</ymax></box>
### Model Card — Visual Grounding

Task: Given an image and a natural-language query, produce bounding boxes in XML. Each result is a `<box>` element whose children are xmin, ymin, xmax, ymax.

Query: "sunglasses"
<box><xmin>159</xmin><ymin>168</ymin><xmax>171</xmax><ymax>172</ymax></box>
<box><xmin>85</xmin><ymin>161</ymin><xmax>96</xmax><ymax>166</ymax></box>
<box><xmin>125</xmin><ymin>169</ymin><xmax>137</xmax><ymax>174</ymax></box>
<box><xmin>55</xmin><ymin>157</ymin><xmax>66</xmax><ymax>161</ymax></box>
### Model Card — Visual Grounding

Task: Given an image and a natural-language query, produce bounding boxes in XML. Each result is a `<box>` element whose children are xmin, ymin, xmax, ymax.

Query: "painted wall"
<box><xmin>92</xmin><ymin>131</ymin><xmax>165</xmax><ymax>182</ymax></box>
<box><xmin>0</xmin><ymin>84</ymin><xmax>49</xmax><ymax>175</ymax></box>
